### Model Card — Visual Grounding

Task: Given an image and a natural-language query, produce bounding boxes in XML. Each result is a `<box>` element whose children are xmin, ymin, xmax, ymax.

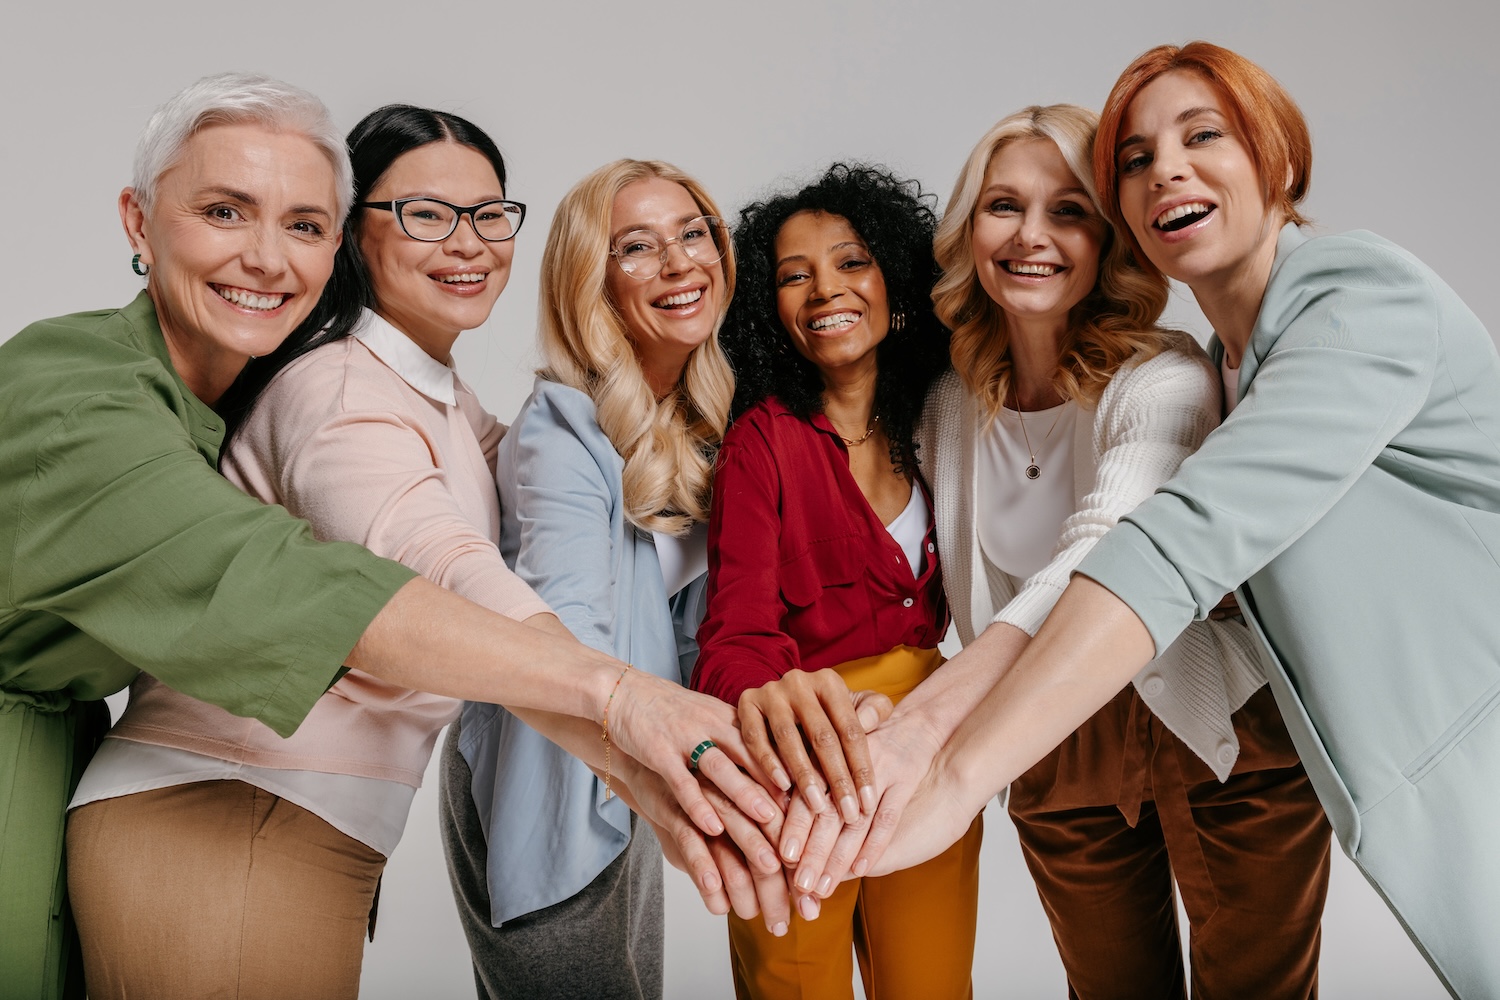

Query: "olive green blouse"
<box><xmin>0</xmin><ymin>292</ymin><xmax>416</xmax><ymax>735</ymax></box>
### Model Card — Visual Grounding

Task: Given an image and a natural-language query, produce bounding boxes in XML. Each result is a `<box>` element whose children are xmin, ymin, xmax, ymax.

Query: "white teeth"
<box><xmin>1005</xmin><ymin>261</ymin><xmax>1059</xmax><ymax>276</ymax></box>
<box><xmin>654</xmin><ymin>289</ymin><xmax>703</xmax><ymax>307</ymax></box>
<box><xmin>1155</xmin><ymin>202</ymin><xmax>1212</xmax><ymax>227</ymax></box>
<box><xmin>436</xmin><ymin>272</ymin><xmax>485</xmax><ymax>283</ymax></box>
<box><xmin>215</xmin><ymin>286</ymin><xmax>285</xmax><ymax>310</ymax></box>
<box><xmin>809</xmin><ymin>311</ymin><xmax>859</xmax><ymax>331</ymax></box>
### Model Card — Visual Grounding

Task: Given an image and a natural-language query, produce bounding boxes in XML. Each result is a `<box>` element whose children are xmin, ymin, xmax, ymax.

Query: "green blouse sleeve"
<box><xmin>5</xmin><ymin>383</ymin><xmax>415</xmax><ymax>738</ymax></box>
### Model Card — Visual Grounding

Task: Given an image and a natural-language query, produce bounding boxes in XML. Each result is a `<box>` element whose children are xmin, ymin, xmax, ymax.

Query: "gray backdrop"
<box><xmin>4</xmin><ymin>1</ymin><xmax>1491</xmax><ymax>996</ymax></box>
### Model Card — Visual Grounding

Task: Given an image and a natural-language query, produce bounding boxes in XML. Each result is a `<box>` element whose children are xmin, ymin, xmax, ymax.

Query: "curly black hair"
<box><xmin>722</xmin><ymin>163</ymin><xmax>950</xmax><ymax>473</ymax></box>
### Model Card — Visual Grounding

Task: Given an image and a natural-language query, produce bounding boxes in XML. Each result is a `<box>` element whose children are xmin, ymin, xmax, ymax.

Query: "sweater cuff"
<box><xmin>1074</xmin><ymin>521</ymin><xmax>1197</xmax><ymax>658</ymax></box>
<box><xmin>993</xmin><ymin>579</ymin><xmax>1066</xmax><ymax>637</ymax></box>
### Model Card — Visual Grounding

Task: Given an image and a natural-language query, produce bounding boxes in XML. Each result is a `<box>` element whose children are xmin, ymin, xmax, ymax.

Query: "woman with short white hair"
<box><xmin>0</xmin><ymin>75</ymin><xmax>774</xmax><ymax>1000</ymax></box>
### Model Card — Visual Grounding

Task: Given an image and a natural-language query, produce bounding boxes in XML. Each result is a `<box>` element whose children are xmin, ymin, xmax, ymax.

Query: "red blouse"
<box><xmin>691</xmin><ymin>397</ymin><xmax>948</xmax><ymax>706</ymax></box>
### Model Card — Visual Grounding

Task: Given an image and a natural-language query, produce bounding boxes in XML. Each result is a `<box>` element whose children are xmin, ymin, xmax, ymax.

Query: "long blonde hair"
<box><xmin>932</xmin><ymin>104</ymin><xmax>1168</xmax><ymax>417</ymax></box>
<box><xmin>538</xmin><ymin>159</ymin><xmax>736</xmax><ymax>535</ymax></box>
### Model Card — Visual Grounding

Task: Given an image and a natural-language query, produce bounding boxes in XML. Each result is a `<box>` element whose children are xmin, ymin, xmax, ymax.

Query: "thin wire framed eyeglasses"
<box><xmin>608</xmin><ymin>216</ymin><xmax>728</xmax><ymax>279</ymax></box>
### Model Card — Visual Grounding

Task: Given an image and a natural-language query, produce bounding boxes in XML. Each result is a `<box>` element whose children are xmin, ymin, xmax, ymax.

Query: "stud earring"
<box><xmin>131</xmin><ymin>253</ymin><xmax>150</xmax><ymax>277</ymax></box>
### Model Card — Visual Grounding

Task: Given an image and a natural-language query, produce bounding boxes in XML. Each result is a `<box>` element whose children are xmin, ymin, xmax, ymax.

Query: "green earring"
<box><xmin>131</xmin><ymin>253</ymin><xmax>149</xmax><ymax>277</ymax></box>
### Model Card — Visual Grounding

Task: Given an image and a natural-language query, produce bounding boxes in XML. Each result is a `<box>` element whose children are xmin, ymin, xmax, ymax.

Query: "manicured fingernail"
<box><xmin>798</xmin><ymin>894</ymin><xmax>821</xmax><ymax>920</ymax></box>
<box><xmin>702</xmin><ymin>871</ymin><xmax>721</xmax><ymax>892</ymax></box>
<box><xmin>772</xmin><ymin>921</ymin><xmax>788</xmax><ymax>937</ymax></box>
<box><xmin>805</xmin><ymin>785</ymin><xmax>828</xmax><ymax>814</ymax></box>
<box><xmin>783</xmin><ymin>839</ymin><xmax>801</xmax><ymax>863</ymax></box>
<box><xmin>704</xmin><ymin>814</ymin><xmax>724</xmax><ymax>835</ymax></box>
<box><xmin>796</xmin><ymin>869</ymin><xmax>815</xmax><ymax>892</ymax></box>
<box><xmin>772</xmin><ymin>768</ymin><xmax>791</xmax><ymax>790</ymax></box>
<box><xmin>860</xmin><ymin>786</ymin><xmax>877</xmax><ymax>815</ymax></box>
<box><xmin>754</xmin><ymin>798</ymin><xmax>776</xmax><ymax>823</ymax></box>
<box><xmin>817</xmin><ymin>874</ymin><xmax>834</xmax><ymax>896</ymax></box>
<box><xmin>851</xmin><ymin>858</ymin><xmax>869</xmax><ymax>878</ymax></box>
<box><xmin>840</xmin><ymin>795</ymin><xmax>859</xmax><ymax>824</ymax></box>
<box><xmin>758</xmin><ymin>848</ymin><xmax>778</xmax><ymax>871</ymax></box>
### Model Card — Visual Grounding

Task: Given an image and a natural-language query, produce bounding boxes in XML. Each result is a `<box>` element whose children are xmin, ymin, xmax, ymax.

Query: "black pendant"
<box><xmin>1025</xmin><ymin>464</ymin><xmax>1041</xmax><ymax>480</ymax></box>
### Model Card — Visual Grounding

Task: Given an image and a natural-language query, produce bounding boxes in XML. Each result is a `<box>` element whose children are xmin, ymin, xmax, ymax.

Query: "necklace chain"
<box><xmin>837</xmin><ymin>415</ymin><xmax>878</xmax><ymax>447</ymax></box>
<box><xmin>1012</xmin><ymin>395</ymin><xmax>1063</xmax><ymax>481</ymax></box>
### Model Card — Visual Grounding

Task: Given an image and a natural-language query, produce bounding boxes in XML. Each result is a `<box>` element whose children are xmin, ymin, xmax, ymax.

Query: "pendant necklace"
<box><xmin>837</xmin><ymin>415</ymin><xmax>878</xmax><ymax>447</ymax></box>
<box><xmin>1013</xmin><ymin>396</ymin><xmax>1063</xmax><ymax>481</ymax></box>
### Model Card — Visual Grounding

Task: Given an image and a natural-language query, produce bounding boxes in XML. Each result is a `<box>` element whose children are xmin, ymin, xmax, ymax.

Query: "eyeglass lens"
<box><xmin>398</xmin><ymin>200</ymin><xmax>523</xmax><ymax>242</ymax></box>
<box><xmin>614</xmin><ymin>217</ymin><xmax>725</xmax><ymax>278</ymax></box>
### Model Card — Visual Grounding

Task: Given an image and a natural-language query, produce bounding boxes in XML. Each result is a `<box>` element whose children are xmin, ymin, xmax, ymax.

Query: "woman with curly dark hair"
<box><xmin>691</xmin><ymin>164</ymin><xmax>974</xmax><ymax>999</ymax></box>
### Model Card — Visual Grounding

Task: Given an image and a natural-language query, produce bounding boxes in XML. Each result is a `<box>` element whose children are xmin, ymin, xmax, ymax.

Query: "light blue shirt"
<box><xmin>458</xmin><ymin>377</ymin><xmax>706</xmax><ymax>925</ymax></box>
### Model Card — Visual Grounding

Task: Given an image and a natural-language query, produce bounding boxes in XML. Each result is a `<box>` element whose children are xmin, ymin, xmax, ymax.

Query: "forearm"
<box><xmin>888</xmin><ymin>622</ymin><xmax>1030</xmax><ymax>743</ymax></box>
<box><xmin>939</xmin><ymin>577</ymin><xmax>1154</xmax><ymax>812</ymax></box>
<box><xmin>349</xmin><ymin>577</ymin><xmax>620</xmax><ymax>723</ymax></box>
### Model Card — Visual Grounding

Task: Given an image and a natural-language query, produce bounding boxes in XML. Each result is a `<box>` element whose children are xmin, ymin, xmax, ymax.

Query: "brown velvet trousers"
<box><xmin>1009</xmin><ymin>685</ymin><xmax>1331</xmax><ymax>1000</ymax></box>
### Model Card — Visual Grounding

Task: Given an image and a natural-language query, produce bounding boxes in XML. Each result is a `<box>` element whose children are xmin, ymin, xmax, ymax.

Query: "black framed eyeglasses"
<box><xmin>359</xmin><ymin>197</ymin><xmax>527</xmax><ymax>242</ymax></box>
<box><xmin>608</xmin><ymin>216</ymin><xmax>728</xmax><ymax>279</ymax></box>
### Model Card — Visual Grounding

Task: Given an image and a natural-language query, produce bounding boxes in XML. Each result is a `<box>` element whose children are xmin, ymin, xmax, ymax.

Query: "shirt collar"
<box><xmin>353</xmin><ymin>308</ymin><xmax>459</xmax><ymax>405</ymax></box>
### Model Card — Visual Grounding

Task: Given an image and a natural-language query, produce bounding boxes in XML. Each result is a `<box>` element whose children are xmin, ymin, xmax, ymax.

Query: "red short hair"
<box><xmin>1093</xmin><ymin>41</ymin><xmax>1313</xmax><ymax>274</ymax></box>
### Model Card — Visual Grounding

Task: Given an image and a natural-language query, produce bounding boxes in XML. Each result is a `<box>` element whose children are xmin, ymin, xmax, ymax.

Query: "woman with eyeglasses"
<box><xmin>438</xmin><ymin>159</ymin><xmax>792</xmax><ymax>1000</ymax></box>
<box><xmin>691</xmin><ymin>164</ymin><xmax>968</xmax><ymax>1000</ymax></box>
<box><xmin>62</xmin><ymin>113</ymin><xmax>776</xmax><ymax>1000</ymax></box>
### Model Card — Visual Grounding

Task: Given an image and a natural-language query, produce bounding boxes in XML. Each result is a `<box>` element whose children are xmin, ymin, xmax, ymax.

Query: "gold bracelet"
<box><xmin>601</xmin><ymin>664</ymin><xmax>631</xmax><ymax>800</ymax></box>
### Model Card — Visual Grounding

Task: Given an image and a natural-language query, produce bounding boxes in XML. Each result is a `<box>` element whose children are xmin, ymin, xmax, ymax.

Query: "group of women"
<box><xmin>1</xmin><ymin>37</ymin><xmax>1496</xmax><ymax>1000</ymax></box>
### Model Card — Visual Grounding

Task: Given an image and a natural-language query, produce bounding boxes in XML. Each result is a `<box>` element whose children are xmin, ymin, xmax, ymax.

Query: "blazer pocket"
<box><xmin>1402</xmin><ymin>676</ymin><xmax>1500</xmax><ymax>785</ymax></box>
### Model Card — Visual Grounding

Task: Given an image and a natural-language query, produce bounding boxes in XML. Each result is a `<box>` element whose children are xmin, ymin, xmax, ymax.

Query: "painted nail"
<box><xmin>839</xmin><ymin>795</ymin><xmax>859</xmax><ymax>824</ymax></box>
<box><xmin>798</xmin><ymin>894</ymin><xmax>821</xmax><ymax>921</ymax></box>
<box><xmin>796</xmin><ymin>869</ymin><xmax>815</xmax><ymax>892</ymax></box>
<box><xmin>772</xmin><ymin>921</ymin><xmax>788</xmax><ymax>938</ymax></box>
<box><xmin>772</xmin><ymin>768</ymin><xmax>791</xmax><ymax>790</ymax></box>
<box><xmin>783</xmin><ymin>839</ymin><xmax>801</xmax><ymax>863</ymax></box>
<box><xmin>805</xmin><ymin>784</ymin><xmax>828</xmax><ymax>814</ymax></box>
<box><xmin>754</xmin><ymin>798</ymin><xmax>776</xmax><ymax>822</ymax></box>
<box><xmin>758</xmin><ymin>848</ymin><xmax>778</xmax><ymax>871</ymax></box>
<box><xmin>851</xmin><ymin>858</ymin><xmax>869</xmax><ymax>878</ymax></box>
<box><xmin>817</xmin><ymin>874</ymin><xmax>834</xmax><ymax>896</ymax></box>
<box><xmin>860</xmin><ymin>786</ymin><xmax>877</xmax><ymax>815</ymax></box>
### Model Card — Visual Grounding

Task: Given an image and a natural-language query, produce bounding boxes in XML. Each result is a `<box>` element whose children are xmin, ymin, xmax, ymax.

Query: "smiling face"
<box><xmin>773</xmin><ymin>210</ymin><xmax>890</xmax><ymax>384</ymax></box>
<box><xmin>120</xmin><ymin>121</ymin><xmax>342</xmax><ymax>403</ymax></box>
<box><xmin>358</xmin><ymin>141</ymin><xmax>514</xmax><ymax>361</ymax></box>
<box><xmin>970</xmin><ymin>138</ymin><xmax>1105</xmax><ymax>345</ymax></box>
<box><xmin>1115</xmin><ymin>69</ymin><xmax>1282</xmax><ymax>297</ymax></box>
<box><xmin>604</xmin><ymin>176</ymin><xmax>726</xmax><ymax>393</ymax></box>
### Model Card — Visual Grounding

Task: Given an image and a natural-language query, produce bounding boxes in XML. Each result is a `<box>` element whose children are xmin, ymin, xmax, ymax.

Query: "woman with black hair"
<box><xmin>691</xmin><ymin>164</ymin><xmax>975</xmax><ymax>999</ymax></box>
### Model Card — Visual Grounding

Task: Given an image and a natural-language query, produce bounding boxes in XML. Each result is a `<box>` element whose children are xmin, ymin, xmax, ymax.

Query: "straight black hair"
<box><xmin>217</xmin><ymin>105</ymin><xmax>508</xmax><ymax>447</ymax></box>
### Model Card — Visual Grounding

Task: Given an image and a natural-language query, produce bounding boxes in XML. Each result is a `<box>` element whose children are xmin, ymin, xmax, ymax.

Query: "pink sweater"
<box><xmin>110</xmin><ymin>319</ymin><xmax>549</xmax><ymax>786</ymax></box>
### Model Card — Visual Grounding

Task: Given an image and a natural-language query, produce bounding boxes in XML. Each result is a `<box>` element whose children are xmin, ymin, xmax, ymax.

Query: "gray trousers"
<box><xmin>439</xmin><ymin>719</ymin><xmax>664</xmax><ymax>1000</ymax></box>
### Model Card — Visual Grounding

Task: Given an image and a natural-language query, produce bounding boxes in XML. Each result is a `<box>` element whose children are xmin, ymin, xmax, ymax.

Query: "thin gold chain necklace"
<box><xmin>1012</xmin><ymin>397</ymin><xmax>1063</xmax><ymax>480</ymax></box>
<box><xmin>837</xmin><ymin>415</ymin><xmax>878</xmax><ymax>447</ymax></box>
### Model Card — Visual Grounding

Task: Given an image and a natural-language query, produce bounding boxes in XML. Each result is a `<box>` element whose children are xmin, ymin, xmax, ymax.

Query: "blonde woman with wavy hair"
<box><xmin>440</xmin><ymin>159</ymin><xmax>752</xmax><ymax>1000</ymax></box>
<box><xmin>844</xmin><ymin>103</ymin><xmax>1330</xmax><ymax>997</ymax></box>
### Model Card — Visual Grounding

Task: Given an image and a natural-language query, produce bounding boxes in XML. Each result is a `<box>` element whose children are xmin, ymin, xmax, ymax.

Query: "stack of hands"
<box><xmin>604</xmin><ymin>667</ymin><xmax>974</xmax><ymax>935</ymax></box>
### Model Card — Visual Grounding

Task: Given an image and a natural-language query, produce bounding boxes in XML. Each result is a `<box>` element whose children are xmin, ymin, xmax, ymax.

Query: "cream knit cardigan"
<box><xmin>918</xmin><ymin>332</ymin><xmax>1265</xmax><ymax>780</ymax></box>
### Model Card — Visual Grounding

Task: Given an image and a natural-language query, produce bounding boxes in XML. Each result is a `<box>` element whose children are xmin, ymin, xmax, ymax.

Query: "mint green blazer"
<box><xmin>1081</xmin><ymin>224</ymin><xmax>1500</xmax><ymax>999</ymax></box>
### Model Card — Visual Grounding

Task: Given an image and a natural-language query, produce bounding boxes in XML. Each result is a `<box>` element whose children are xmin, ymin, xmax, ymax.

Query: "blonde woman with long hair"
<box><xmin>439</xmin><ymin>159</ymin><xmax>756</xmax><ymax>1000</ymax></box>
<box><xmin>893</xmin><ymin>105</ymin><xmax>1328</xmax><ymax>997</ymax></box>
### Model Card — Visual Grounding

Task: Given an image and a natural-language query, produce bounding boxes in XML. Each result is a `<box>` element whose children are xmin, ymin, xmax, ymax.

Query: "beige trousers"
<box><xmin>67</xmin><ymin>778</ymin><xmax>386</xmax><ymax>1000</ymax></box>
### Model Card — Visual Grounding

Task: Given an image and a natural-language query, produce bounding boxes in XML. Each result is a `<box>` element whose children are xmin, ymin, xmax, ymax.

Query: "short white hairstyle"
<box><xmin>131</xmin><ymin>71</ymin><xmax>352</xmax><ymax>224</ymax></box>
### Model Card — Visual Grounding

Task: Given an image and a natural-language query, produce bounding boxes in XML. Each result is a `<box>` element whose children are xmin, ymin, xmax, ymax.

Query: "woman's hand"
<box><xmin>607</xmin><ymin>668</ymin><xmax>782</xmax><ymax>839</ymax></box>
<box><xmin>736</xmin><ymin>669</ymin><xmax>893</xmax><ymax>823</ymax></box>
<box><xmin>785</xmin><ymin>706</ymin><xmax>950</xmax><ymax>895</ymax></box>
<box><xmin>610</xmin><ymin>752</ymin><xmax>788</xmax><ymax>933</ymax></box>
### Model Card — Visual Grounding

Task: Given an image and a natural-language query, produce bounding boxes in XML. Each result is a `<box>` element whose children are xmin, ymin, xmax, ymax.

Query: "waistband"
<box><xmin>831</xmin><ymin>645</ymin><xmax>943</xmax><ymax>705</ymax></box>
